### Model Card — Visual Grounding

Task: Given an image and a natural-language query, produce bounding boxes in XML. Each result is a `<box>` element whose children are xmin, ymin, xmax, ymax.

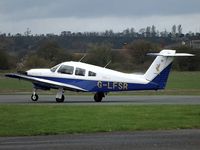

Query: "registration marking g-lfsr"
<box><xmin>97</xmin><ymin>81</ymin><xmax>128</xmax><ymax>90</ymax></box>
<box><xmin>5</xmin><ymin>49</ymin><xmax>194</xmax><ymax>102</ymax></box>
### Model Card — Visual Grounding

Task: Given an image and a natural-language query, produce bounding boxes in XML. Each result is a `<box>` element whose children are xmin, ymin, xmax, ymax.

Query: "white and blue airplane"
<box><xmin>6</xmin><ymin>49</ymin><xmax>193</xmax><ymax>102</ymax></box>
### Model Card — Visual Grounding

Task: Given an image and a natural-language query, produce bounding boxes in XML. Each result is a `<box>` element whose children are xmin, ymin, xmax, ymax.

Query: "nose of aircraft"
<box><xmin>26</xmin><ymin>68</ymin><xmax>51</xmax><ymax>76</ymax></box>
<box><xmin>27</xmin><ymin>69</ymin><xmax>41</xmax><ymax>76</ymax></box>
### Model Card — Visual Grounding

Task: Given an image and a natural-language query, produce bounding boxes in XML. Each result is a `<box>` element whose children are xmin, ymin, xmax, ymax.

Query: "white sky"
<box><xmin>0</xmin><ymin>0</ymin><xmax>200</xmax><ymax>34</ymax></box>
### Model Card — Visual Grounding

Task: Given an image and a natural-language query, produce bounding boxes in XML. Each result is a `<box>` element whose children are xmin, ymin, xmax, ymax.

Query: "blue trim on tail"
<box><xmin>150</xmin><ymin>63</ymin><xmax>173</xmax><ymax>89</ymax></box>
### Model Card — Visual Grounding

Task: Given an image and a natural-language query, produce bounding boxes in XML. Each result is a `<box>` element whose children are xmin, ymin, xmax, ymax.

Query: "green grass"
<box><xmin>0</xmin><ymin>77</ymin><xmax>32</xmax><ymax>93</ymax></box>
<box><xmin>166</xmin><ymin>72</ymin><xmax>200</xmax><ymax>89</ymax></box>
<box><xmin>0</xmin><ymin>71</ymin><xmax>200</xmax><ymax>95</ymax></box>
<box><xmin>0</xmin><ymin>105</ymin><xmax>199</xmax><ymax>136</ymax></box>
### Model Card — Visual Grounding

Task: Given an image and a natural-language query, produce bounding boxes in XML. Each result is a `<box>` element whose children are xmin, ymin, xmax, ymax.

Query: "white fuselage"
<box><xmin>27</xmin><ymin>61</ymin><xmax>148</xmax><ymax>84</ymax></box>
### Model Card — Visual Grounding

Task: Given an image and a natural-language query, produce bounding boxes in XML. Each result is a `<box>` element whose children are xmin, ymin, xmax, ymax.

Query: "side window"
<box><xmin>57</xmin><ymin>65</ymin><xmax>74</xmax><ymax>75</ymax></box>
<box><xmin>75</xmin><ymin>68</ymin><xmax>85</xmax><ymax>76</ymax></box>
<box><xmin>88</xmin><ymin>71</ymin><xmax>96</xmax><ymax>77</ymax></box>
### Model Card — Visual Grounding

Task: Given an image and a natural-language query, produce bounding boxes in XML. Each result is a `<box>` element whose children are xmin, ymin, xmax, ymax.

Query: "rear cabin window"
<box><xmin>88</xmin><ymin>71</ymin><xmax>96</xmax><ymax>77</ymax></box>
<box><xmin>75</xmin><ymin>68</ymin><xmax>86</xmax><ymax>76</ymax></box>
<box><xmin>57</xmin><ymin>65</ymin><xmax>74</xmax><ymax>75</ymax></box>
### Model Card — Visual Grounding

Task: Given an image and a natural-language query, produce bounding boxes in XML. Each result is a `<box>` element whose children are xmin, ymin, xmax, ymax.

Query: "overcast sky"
<box><xmin>0</xmin><ymin>0</ymin><xmax>200</xmax><ymax>34</ymax></box>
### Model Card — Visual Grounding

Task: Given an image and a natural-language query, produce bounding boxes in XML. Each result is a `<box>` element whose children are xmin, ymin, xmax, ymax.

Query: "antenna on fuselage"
<box><xmin>79</xmin><ymin>54</ymin><xmax>87</xmax><ymax>62</ymax></box>
<box><xmin>104</xmin><ymin>60</ymin><xmax>111</xmax><ymax>68</ymax></box>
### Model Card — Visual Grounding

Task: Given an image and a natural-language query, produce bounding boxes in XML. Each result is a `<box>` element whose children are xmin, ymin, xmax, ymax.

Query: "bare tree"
<box><xmin>172</xmin><ymin>25</ymin><xmax>176</xmax><ymax>37</ymax></box>
<box><xmin>178</xmin><ymin>24</ymin><xmax>182</xmax><ymax>35</ymax></box>
<box><xmin>146</xmin><ymin>26</ymin><xmax>151</xmax><ymax>37</ymax></box>
<box><xmin>24</xmin><ymin>28</ymin><xmax>31</xmax><ymax>36</ymax></box>
<box><xmin>151</xmin><ymin>25</ymin><xmax>156</xmax><ymax>37</ymax></box>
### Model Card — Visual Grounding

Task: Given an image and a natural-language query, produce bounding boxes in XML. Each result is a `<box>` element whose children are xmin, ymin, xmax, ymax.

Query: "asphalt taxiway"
<box><xmin>0</xmin><ymin>129</ymin><xmax>199</xmax><ymax>150</ymax></box>
<box><xmin>0</xmin><ymin>95</ymin><xmax>200</xmax><ymax>105</ymax></box>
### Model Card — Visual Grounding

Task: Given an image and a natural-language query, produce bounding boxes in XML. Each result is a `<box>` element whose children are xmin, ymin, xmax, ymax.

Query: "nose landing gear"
<box><xmin>31</xmin><ymin>88</ymin><xmax>39</xmax><ymax>101</ymax></box>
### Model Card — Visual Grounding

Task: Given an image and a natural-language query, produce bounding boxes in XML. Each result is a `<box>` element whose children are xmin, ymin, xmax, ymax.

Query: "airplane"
<box><xmin>5</xmin><ymin>49</ymin><xmax>194</xmax><ymax>102</ymax></box>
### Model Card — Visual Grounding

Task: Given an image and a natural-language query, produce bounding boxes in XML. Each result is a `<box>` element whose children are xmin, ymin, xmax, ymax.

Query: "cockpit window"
<box><xmin>57</xmin><ymin>65</ymin><xmax>74</xmax><ymax>75</ymax></box>
<box><xmin>50</xmin><ymin>64</ymin><xmax>60</xmax><ymax>72</ymax></box>
<box><xmin>75</xmin><ymin>68</ymin><xmax>85</xmax><ymax>76</ymax></box>
<box><xmin>88</xmin><ymin>71</ymin><xmax>96</xmax><ymax>77</ymax></box>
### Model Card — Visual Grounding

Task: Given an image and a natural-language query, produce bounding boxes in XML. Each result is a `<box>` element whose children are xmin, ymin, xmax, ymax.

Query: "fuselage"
<box><xmin>26</xmin><ymin>61</ymin><xmax>163</xmax><ymax>92</ymax></box>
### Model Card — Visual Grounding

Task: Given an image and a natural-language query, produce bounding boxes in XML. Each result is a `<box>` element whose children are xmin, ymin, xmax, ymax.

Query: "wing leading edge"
<box><xmin>5</xmin><ymin>73</ymin><xmax>87</xmax><ymax>92</ymax></box>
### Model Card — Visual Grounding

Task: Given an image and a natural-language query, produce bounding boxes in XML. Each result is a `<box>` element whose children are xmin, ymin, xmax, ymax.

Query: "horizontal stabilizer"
<box><xmin>147</xmin><ymin>53</ymin><xmax>194</xmax><ymax>57</ymax></box>
<box><xmin>147</xmin><ymin>50</ymin><xmax>194</xmax><ymax>57</ymax></box>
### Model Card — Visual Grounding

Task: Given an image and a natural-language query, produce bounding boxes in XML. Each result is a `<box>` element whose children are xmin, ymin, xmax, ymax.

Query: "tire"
<box><xmin>56</xmin><ymin>95</ymin><xmax>65</xmax><ymax>103</ymax></box>
<box><xmin>31</xmin><ymin>94</ymin><xmax>39</xmax><ymax>101</ymax></box>
<box><xmin>94</xmin><ymin>92</ymin><xmax>104</xmax><ymax>102</ymax></box>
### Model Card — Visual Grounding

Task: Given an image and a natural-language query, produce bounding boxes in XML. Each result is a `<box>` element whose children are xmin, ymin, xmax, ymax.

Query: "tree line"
<box><xmin>0</xmin><ymin>40</ymin><xmax>199</xmax><ymax>72</ymax></box>
<box><xmin>0</xmin><ymin>24</ymin><xmax>200</xmax><ymax>71</ymax></box>
<box><xmin>1</xmin><ymin>24</ymin><xmax>199</xmax><ymax>38</ymax></box>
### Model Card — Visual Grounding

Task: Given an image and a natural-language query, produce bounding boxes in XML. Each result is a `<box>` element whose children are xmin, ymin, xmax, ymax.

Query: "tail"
<box><xmin>144</xmin><ymin>49</ymin><xmax>194</xmax><ymax>89</ymax></box>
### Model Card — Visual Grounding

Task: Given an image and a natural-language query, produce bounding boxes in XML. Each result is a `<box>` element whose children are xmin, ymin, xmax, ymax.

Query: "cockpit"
<box><xmin>57</xmin><ymin>65</ymin><xmax>74</xmax><ymax>75</ymax></box>
<box><xmin>50</xmin><ymin>64</ymin><xmax>96</xmax><ymax>77</ymax></box>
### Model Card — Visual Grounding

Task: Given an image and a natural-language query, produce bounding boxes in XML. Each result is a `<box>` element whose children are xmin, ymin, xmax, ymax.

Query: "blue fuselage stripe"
<box><xmin>32</xmin><ymin>76</ymin><xmax>157</xmax><ymax>92</ymax></box>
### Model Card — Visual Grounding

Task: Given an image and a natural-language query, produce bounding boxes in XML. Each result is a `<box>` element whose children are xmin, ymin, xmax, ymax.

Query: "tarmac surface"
<box><xmin>0</xmin><ymin>95</ymin><xmax>200</xmax><ymax>105</ymax></box>
<box><xmin>0</xmin><ymin>95</ymin><xmax>200</xmax><ymax>150</ymax></box>
<box><xmin>0</xmin><ymin>129</ymin><xmax>200</xmax><ymax>150</ymax></box>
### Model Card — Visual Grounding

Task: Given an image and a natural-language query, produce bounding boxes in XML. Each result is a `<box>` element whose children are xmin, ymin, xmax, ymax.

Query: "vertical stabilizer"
<box><xmin>144</xmin><ymin>49</ymin><xmax>194</xmax><ymax>89</ymax></box>
<box><xmin>144</xmin><ymin>50</ymin><xmax>175</xmax><ymax>82</ymax></box>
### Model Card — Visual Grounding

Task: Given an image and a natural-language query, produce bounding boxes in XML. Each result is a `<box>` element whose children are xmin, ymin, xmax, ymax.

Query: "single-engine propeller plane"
<box><xmin>5</xmin><ymin>49</ymin><xmax>194</xmax><ymax>102</ymax></box>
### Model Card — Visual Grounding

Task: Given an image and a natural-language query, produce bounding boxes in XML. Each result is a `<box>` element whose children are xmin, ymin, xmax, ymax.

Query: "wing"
<box><xmin>5</xmin><ymin>73</ymin><xmax>87</xmax><ymax>92</ymax></box>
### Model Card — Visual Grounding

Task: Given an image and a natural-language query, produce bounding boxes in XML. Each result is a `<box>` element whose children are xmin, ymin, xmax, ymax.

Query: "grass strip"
<box><xmin>0</xmin><ymin>104</ymin><xmax>199</xmax><ymax>136</ymax></box>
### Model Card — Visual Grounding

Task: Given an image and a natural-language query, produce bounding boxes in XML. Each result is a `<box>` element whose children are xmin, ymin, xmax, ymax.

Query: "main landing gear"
<box><xmin>56</xmin><ymin>95</ymin><xmax>65</xmax><ymax>103</ymax></box>
<box><xmin>31</xmin><ymin>88</ymin><xmax>65</xmax><ymax>103</ymax></box>
<box><xmin>55</xmin><ymin>88</ymin><xmax>65</xmax><ymax>103</ymax></box>
<box><xmin>94</xmin><ymin>92</ymin><xmax>105</xmax><ymax>102</ymax></box>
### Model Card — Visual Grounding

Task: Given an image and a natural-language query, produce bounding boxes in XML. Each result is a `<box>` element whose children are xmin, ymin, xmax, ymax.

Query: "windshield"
<box><xmin>50</xmin><ymin>64</ymin><xmax>60</xmax><ymax>72</ymax></box>
<box><xmin>57</xmin><ymin>65</ymin><xmax>74</xmax><ymax>75</ymax></box>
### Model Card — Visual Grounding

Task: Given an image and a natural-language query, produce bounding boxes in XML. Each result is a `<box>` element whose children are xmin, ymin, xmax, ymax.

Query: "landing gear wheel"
<box><xmin>31</xmin><ymin>94</ymin><xmax>39</xmax><ymax>101</ymax></box>
<box><xmin>94</xmin><ymin>92</ymin><xmax>104</xmax><ymax>102</ymax></box>
<box><xmin>56</xmin><ymin>95</ymin><xmax>65</xmax><ymax>103</ymax></box>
